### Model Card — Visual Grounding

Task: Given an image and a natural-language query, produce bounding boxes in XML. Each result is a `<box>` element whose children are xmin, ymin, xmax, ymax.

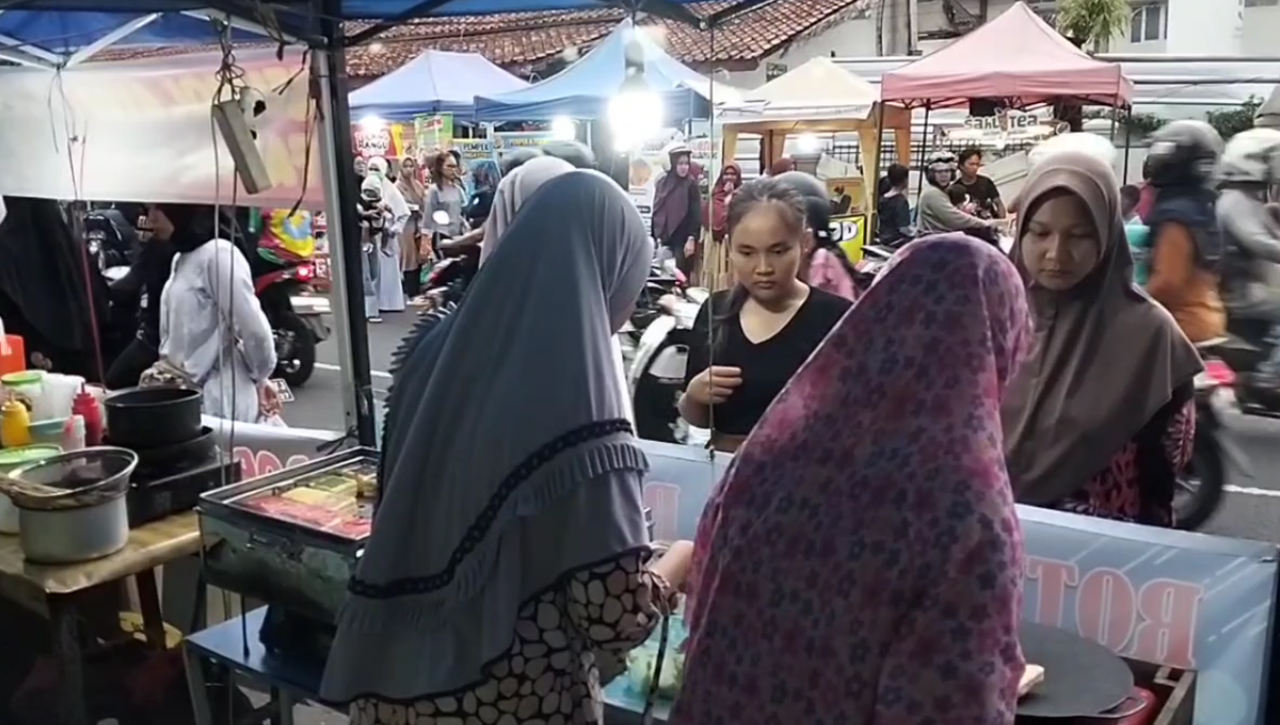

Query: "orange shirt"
<box><xmin>1146</xmin><ymin>222</ymin><xmax>1225</xmax><ymax>343</ymax></box>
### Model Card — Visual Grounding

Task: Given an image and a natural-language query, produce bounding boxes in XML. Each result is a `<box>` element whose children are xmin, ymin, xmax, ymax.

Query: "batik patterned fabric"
<box><xmin>672</xmin><ymin>234</ymin><xmax>1033</xmax><ymax>725</ymax></box>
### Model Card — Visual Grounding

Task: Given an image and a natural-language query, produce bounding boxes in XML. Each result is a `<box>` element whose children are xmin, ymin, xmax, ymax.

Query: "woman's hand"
<box><xmin>684</xmin><ymin>237</ymin><xmax>697</xmax><ymax>259</ymax></box>
<box><xmin>259</xmin><ymin>383</ymin><xmax>282</xmax><ymax>418</ymax></box>
<box><xmin>686</xmin><ymin>366</ymin><xmax>742</xmax><ymax>406</ymax></box>
<box><xmin>650</xmin><ymin>540</ymin><xmax>695</xmax><ymax>590</ymax></box>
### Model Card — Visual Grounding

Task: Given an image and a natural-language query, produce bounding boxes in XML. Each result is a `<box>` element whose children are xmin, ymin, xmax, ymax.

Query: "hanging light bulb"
<box><xmin>608</xmin><ymin>35</ymin><xmax>664</xmax><ymax>153</ymax></box>
<box><xmin>550</xmin><ymin>116</ymin><xmax>577</xmax><ymax>141</ymax></box>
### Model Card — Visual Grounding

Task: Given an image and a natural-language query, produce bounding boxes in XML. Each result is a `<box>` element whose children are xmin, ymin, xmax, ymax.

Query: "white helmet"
<box><xmin>1028</xmin><ymin>132</ymin><xmax>1117</xmax><ymax>169</ymax></box>
<box><xmin>1217</xmin><ymin>127</ymin><xmax>1280</xmax><ymax>186</ymax></box>
<box><xmin>925</xmin><ymin>151</ymin><xmax>957</xmax><ymax>187</ymax></box>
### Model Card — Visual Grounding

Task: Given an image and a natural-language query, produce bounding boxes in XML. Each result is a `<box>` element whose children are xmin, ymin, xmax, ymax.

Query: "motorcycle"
<box><xmin>628</xmin><ymin>260</ymin><xmax>706</xmax><ymax>443</ymax></box>
<box><xmin>1202</xmin><ymin>316</ymin><xmax>1280</xmax><ymax>417</ymax></box>
<box><xmin>254</xmin><ymin>260</ymin><xmax>331</xmax><ymax>388</ymax></box>
<box><xmin>421</xmin><ymin>211</ymin><xmax>477</xmax><ymax>311</ymax></box>
<box><xmin>1176</xmin><ymin>351</ymin><xmax>1252</xmax><ymax>529</ymax></box>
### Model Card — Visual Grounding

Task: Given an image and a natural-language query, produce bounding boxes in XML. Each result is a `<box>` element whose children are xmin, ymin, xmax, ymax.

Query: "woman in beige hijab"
<box><xmin>478</xmin><ymin>155</ymin><xmax>574</xmax><ymax>265</ymax></box>
<box><xmin>396</xmin><ymin>156</ymin><xmax>428</xmax><ymax>297</ymax></box>
<box><xmin>1002</xmin><ymin>151</ymin><xmax>1202</xmax><ymax>527</ymax></box>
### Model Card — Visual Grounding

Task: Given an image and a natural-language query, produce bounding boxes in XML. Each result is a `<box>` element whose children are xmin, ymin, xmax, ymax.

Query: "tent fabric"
<box><xmin>721</xmin><ymin>56</ymin><xmax>879</xmax><ymax>123</ymax></box>
<box><xmin>473</xmin><ymin>18</ymin><xmax>725</xmax><ymax>121</ymax></box>
<box><xmin>879</xmin><ymin>1</ymin><xmax>1133</xmax><ymax>108</ymax></box>
<box><xmin>349</xmin><ymin>49</ymin><xmax>529</xmax><ymax>120</ymax></box>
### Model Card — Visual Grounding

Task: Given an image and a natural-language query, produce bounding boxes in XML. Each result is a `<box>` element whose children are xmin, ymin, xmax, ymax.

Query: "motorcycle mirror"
<box><xmin>432</xmin><ymin>210</ymin><xmax>451</xmax><ymax>226</ymax></box>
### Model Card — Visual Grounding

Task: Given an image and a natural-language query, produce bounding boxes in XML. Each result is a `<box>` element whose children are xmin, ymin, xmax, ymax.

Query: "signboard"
<box><xmin>635</xmin><ymin>439</ymin><xmax>1280</xmax><ymax>725</ymax></box>
<box><xmin>0</xmin><ymin>48</ymin><xmax>322</xmax><ymax>207</ymax></box>
<box><xmin>948</xmin><ymin>110</ymin><xmax>1065</xmax><ymax>144</ymax></box>
<box><xmin>765</xmin><ymin>62</ymin><xmax>788</xmax><ymax>81</ymax></box>
<box><xmin>830</xmin><ymin>213</ymin><xmax>867</xmax><ymax>264</ymax></box>
<box><xmin>352</xmin><ymin>121</ymin><xmax>410</xmax><ymax>160</ymax></box>
<box><xmin>413</xmin><ymin>113</ymin><xmax>454</xmax><ymax>156</ymax></box>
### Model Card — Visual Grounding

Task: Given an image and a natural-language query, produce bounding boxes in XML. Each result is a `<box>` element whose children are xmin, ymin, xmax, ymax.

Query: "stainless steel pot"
<box><xmin>0</xmin><ymin>447</ymin><xmax>136</xmax><ymax>564</ymax></box>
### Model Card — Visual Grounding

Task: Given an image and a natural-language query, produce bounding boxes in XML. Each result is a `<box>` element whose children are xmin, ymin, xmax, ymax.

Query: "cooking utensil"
<box><xmin>117</xmin><ymin>425</ymin><xmax>217</xmax><ymax>471</ymax></box>
<box><xmin>1016</xmin><ymin>621</ymin><xmax>1134</xmax><ymax>719</ymax></box>
<box><xmin>0</xmin><ymin>444</ymin><xmax>61</xmax><ymax>534</ymax></box>
<box><xmin>103</xmin><ymin>385</ymin><xmax>202</xmax><ymax>448</ymax></box>
<box><xmin>0</xmin><ymin>447</ymin><xmax>137</xmax><ymax>564</ymax></box>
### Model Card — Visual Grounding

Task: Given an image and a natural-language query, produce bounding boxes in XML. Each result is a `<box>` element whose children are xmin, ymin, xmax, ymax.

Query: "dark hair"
<box><xmin>886</xmin><ymin>163</ymin><xmax>909</xmax><ymax>188</ymax></box>
<box><xmin>541</xmin><ymin>140</ymin><xmax>596</xmax><ymax>169</ymax></box>
<box><xmin>948</xmin><ymin>184</ymin><xmax>969</xmax><ymax>206</ymax></box>
<box><xmin>428</xmin><ymin>151</ymin><xmax>453</xmax><ymax>187</ymax></box>
<box><xmin>500</xmin><ymin>147</ymin><xmax>543</xmax><ymax>176</ymax></box>
<box><xmin>1120</xmin><ymin>184</ymin><xmax>1141</xmax><ymax>214</ymax></box>
<box><xmin>711</xmin><ymin>178</ymin><xmax>808</xmax><ymax>352</ymax></box>
<box><xmin>958</xmin><ymin>147</ymin><xmax>983</xmax><ymax>165</ymax></box>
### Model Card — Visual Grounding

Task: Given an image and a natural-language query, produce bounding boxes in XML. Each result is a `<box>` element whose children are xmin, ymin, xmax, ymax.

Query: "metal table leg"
<box><xmin>183</xmin><ymin>644</ymin><xmax>216</xmax><ymax>725</ymax></box>
<box><xmin>48</xmin><ymin>596</ymin><xmax>86</xmax><ymax>725</ymax></box>
<box><xmin>134</xmin><ymin>568</ymin><xmax>167</xmax><ymax>650</ymax></box>
<box><xmin>270</xmin><ymin>687</ymin><xmax>296</xmax><ymax>725</ymax></box>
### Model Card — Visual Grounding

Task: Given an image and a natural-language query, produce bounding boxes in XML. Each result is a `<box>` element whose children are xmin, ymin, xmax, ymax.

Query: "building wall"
<box><xmin>720</xmin><ymin>17</ymin><xmax>879</xmax><ymax>88</ymax></box>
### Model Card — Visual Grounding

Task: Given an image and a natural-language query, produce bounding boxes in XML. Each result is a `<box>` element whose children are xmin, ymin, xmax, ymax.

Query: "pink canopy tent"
<box><xmin>880</xmin><ymin>1</ymin><xmax>1133</xmax><ymax>108</ymax></box>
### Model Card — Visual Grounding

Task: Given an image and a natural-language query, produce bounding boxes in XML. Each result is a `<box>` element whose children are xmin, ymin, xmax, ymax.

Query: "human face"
<box><xmin>354</xmin><ymin>157</ymin><xmax>367</xmax><ymax>177</ymax></box>
<box><xmin>401</xmin><ymin>158</ymin><xmax>416</xmax><ymax>178</ymax></box>
<box><xmin>722</xmin><ymin>167</ymin><xmax>740</xmax><ymax>189</ymax></box>
<box><xmin>675</xmin><ymin>155</ymin><xmax>691</xmax><ymax>178</ymax></box>
<box><xmin>143</xmin><ymin>206</ymin><xmax>174</xmax><ymax>242</ymax></box>
<box><xmin>1020</xmin><ymin>191</ymin><xmax>1101</xmax><ymax>291</ymax></box>
<box><xmin>933</xmin><ymin>167</ymin><xmax>954</xmax><ymax>187</ymax></box>
<box><xmin>729</xmin><ymin>202</ymin><xmax>805</xmax><ymax>302</ymax></box>
<box><xmin>443</xmin><ymin>155</ymin><xmax>459</xmax><ymax>181</ymax></box>
<box><xmin>961</xmin><ymin>153</ymin><xmax>981</xmax><ymax>181</ymax></box>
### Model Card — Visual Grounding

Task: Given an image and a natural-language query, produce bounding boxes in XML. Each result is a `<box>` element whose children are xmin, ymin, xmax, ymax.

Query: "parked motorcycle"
<box><xmin>628</xmin><ymin>261</ymin><xmax>706</xmax><ymax>443</ymax></box>
<box><xmin>254</xmin><ymin>260</ymin><xmax>331</xmax><ymax>388</ymax></box>
<box><xmin>1176</xmin><ymin>353</ymin><xmax>1252</xmax><ymax>529</ymax></box>
<box><xmin>422</xmin><ymin>211</ymin><xmax>477</xmax><ymax>310</ymax></box>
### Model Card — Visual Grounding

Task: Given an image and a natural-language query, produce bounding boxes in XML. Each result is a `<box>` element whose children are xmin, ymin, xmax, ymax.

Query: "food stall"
<box><xmin>709</xmin><ymin>57</ymin><xmax>913</xmax><ymax>287</ymax></box>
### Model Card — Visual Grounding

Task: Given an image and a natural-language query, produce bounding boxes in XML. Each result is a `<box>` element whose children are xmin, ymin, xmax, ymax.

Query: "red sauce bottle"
<box><xmin>72</xmin><ymin>386</ymin><xmax>104</xmax><ymax>447</ymax></box>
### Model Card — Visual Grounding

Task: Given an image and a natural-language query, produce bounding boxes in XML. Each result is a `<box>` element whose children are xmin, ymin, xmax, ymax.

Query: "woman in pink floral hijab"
<box><xmin>672</xmin><ymin>233</ymin><xmax>1032</xmax><ymax>725</ymax></box>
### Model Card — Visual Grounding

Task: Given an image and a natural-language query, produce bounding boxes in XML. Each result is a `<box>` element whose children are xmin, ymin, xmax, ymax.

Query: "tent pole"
<box><xmin>1121</xmin><ymin>107</ymin><xmax>1133</xmax><ymax>182</ymax></box>
<box><xmin>317</xmin><ymin>4</ymin><xmax>378</xmax><ymax>446</ymax></box>
<box><xmin>914</xmin><ymin>103</ymin><xmax>931</xmax><ymax>200</ymax></box>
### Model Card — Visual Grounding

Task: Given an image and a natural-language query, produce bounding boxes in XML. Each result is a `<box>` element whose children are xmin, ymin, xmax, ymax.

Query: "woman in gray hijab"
<box><xmin>322</xmin><ymin>171</ymin><xmax>695</xmax><ymax>724</ymax></box>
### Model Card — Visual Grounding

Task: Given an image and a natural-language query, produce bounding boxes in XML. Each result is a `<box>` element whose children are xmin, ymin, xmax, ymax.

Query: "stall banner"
<box><xmin>0</xmin><ymin>48</ymin><xmax>321</xmax><ymax>208</ymax></box>
<box><xmin>636</xmin><ymin>440</ymin><xmax>1279</xmax><ymax>725</ymax></box>
<box><xmin>203</xmin><ymin>416</ymin><xmax>344</xmax><ymax>480</ymax></box>
<box><xmin>830</xmin><ymin>213</ymin><xmax>868</xmax><ymax>264</ymax></box>
<box><xmin>413</xmin><ymin>113</ymin><xmax>454</xmax><ymax>156</ymax></box>
<box><xmin>353</xmin><ymin>121</ymin><xmax>411</xmax><ymax>160</ymax></box>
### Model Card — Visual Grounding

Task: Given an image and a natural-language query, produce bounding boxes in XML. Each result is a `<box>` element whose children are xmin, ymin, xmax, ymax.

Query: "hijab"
<box><xmin>706</xmin><ymin>162</ymin><xmax>741</xmax><ymax>240</ymax></box>
<box><xmin>478</xmin><ymin>156</ymin><xmax>574</xmax><ymax>266</ymax></box>
<box><xmin>769</xmin><ymin>156</ymin><xmax>796</xmax><ymax>176</ymax></box>
<box><xmin>1001</xmin><ymin>152</ymin><xmax>1202</xmax><ymax>506</ymax></box>
<box><xmin>674</xmin><ymin>234</ymin><xmax>1031</xmax><ymax>725</ymax></box>
<box><xmin>321</xmin><ymin>171</ymin><xmax>654</xmax><ymax>702</ymax></box>
<box><xmin>366</xmin><ymin>156</ymin><xmax>410</xmax><ymax>228</ymax></box>
<box><xmin>156</xmin><ymin>204</ymin><xmax>218</xmax><ymax>253</ymax></box>
<box><xmin>651</xmin><ymin>150</ymin><xmax>696</xmax><ymax>242</ymax></box>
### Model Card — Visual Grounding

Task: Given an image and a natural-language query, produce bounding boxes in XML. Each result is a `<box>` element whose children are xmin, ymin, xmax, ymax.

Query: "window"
<box><xmin>1245</xmin><ymin>0</ymin><xmax>1278</xmax><ymax>7</ymax></box>
<box><xmin>1130</xmin><ymin>3</ymin><xmax>1166</xmax><ymax>43</ymax></box>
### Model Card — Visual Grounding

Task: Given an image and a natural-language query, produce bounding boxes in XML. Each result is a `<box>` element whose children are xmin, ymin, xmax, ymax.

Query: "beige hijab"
<box><xmin>1001</xmin><ymin>151</ymin><xmax>1202</xmax><ymax>505</ymax></box>
<box><xmin>478</xmin><ymin>156</ymin><xmax>574</xmax><ymax>266</ymax></box>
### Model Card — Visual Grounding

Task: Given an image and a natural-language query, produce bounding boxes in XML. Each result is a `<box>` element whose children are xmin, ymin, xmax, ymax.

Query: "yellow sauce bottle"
<box><xmin>1</xmin><ymin>400</ymin><xmax>31</xmax><ymax>448</ymax></box>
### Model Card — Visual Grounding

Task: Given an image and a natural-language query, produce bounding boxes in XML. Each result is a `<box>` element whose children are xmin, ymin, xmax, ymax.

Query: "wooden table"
<box><xmin>0</xmin><ymin>512</ymin><xmax>202</xmax><ymax>725</ymax></box>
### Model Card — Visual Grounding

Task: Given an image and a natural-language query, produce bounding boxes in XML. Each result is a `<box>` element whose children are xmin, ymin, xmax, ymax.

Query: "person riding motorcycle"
<box><xmin>1216</xmin><ymin>127</ymin><xmax>1280</xmax><ymax>384</ymax></box>
<box><xmin>915</xmin><ymin>151</ymin><xmax>999</xmax><ymax>241</ymax></box>
<box><xmin>1144</xmin><ymin>120</ymin><xmax>1226</xmax><ymax>345</ymax></box>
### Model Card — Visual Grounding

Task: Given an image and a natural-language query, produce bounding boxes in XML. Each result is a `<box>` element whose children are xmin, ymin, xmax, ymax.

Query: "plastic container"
<box><xmin>61</xmin><ymin>415</ymin><xmax>85</xmax><ymax>452</ymax></box>
<box><xmin>73</xmin><ymin>386</ymin><xmax>104</xmax><ymax>447</ymax></box>
<box><xmin>27</xmin><ymin>417</ymin><xmax>67</xmax><ymax>447</ymax></box>
<box><xmin>1</xmin><ymin>400</ymin><xmax>31</xmax><ymax>448</ymax></box>
<box><xmin>42</xmin><ymin>373</ymin><xmax>84</xmax><ymax>420</ymax></box>
<box><xmin>0</xmin><ymin>334</ymin><xmax>23</xmax><ymax>377</ymax></box>
<box><xmin>0</xmin><ymin>444</ymin><xmax>61</xmax><ymax>534</ymax></box>
<box><xmin>1</xmin><ymin>370</ymin><xmax>44</xmax><ymax>417</ymax></box>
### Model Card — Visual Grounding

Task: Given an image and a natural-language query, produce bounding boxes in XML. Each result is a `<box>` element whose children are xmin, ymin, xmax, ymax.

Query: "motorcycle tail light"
<box><xmin>295</xmin><ymin>264</ymin><xmax>314</xmax><ymax>281</ymax></box>
<box><xmin>1203</xmin><ymin>358</ymin><xmax>1236</xmax><ymax>386</ymax></box>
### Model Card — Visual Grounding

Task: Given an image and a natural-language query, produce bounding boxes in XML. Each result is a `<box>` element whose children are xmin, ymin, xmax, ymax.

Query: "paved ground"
<box><xmin>270</xmin><ymin>308</ymin><xmax>1280</xmax><ymax>723</ymax></box>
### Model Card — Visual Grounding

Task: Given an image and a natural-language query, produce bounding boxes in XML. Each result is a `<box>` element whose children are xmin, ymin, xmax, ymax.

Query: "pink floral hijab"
<box><xmin>673</xmin><ymin>234</ymin><xmax>1032</xmax><ymax>725</ymax></box>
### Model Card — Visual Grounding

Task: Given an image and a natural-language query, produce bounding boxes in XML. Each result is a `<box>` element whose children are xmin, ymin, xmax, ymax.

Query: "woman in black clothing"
<box><xmin>679</xmin><ymin>178</ymin><xmax>852</xmax><ymax>452</ymax></box>
<box><xmin>651</xmin><ymin>145</ymin><xmax>704</xmax><ymax>275</ymax></box>
<box><xmin>877</xmin><ymin>163</ymin><xmax>913</xmax><ymax>246</ymax></box>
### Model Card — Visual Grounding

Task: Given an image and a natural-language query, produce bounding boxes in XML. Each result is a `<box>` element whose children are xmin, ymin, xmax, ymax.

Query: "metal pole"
<box><xmin>914</xmin><ymin>103</ymin><xmax>931</xmax><ymax>200</ymax></box>
<box><xmin>317</xmin><ymin>4</ymin><xmax>378</xmax><ymax>446</ymax></box>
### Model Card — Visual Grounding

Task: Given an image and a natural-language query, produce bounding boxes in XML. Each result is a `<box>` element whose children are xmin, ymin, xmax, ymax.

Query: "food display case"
<box><xmin>198</xmin><ymin>448</ymin><xmax>377</xmax><ymax>625</ymax></box>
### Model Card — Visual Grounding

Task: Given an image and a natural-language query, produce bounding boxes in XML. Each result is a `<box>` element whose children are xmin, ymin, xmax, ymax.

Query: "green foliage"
<box><xmin>1057</xmin><ymin>0</ymin><xmax>1130</xmax><ymax>50</ymax></box>
<box><xmin>1206</xmin><ymin>96</ymin><xmax>1263</xmax><ymax>140</ymax></box>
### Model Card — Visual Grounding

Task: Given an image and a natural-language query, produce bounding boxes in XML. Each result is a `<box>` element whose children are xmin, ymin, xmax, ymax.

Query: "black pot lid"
<box><xmin>1016</xmin><ymin>621</ymin><xmax>1134</xmax><ymax>719</ymax></box>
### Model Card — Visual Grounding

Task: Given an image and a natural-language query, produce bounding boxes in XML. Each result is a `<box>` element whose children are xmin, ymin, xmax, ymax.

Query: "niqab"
<box><xmin>322</xmin><ymin>171</ymin><xmax>654</xmax><ymax>702</ymax></box>
<box><xmin>1001</xmin><ymin>152</ymin><xmax>1202</xmax><ymax>505</ymax></box>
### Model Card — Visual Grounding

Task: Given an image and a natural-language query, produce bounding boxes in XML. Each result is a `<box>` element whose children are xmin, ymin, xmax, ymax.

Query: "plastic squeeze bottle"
<box><xmin>1</xmin><ymin>399</ymin><xmax>31</xmax><ymax>448</ymax></box>
<box><xmin>72</xmin><ymin>386</ymin><xmax>104</xmax><ymax>446</ymax></box>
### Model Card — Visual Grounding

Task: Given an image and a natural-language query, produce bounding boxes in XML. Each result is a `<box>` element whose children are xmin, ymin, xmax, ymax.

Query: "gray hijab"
<box><xmin>479</xmin><ymin>156</ymin><xmax>575</xmax><ymax>266</ymax></box>
<box><xmin>322</xmin><ymin>171</ymin><xmax>654</xmax><ymax>702</ymax></box>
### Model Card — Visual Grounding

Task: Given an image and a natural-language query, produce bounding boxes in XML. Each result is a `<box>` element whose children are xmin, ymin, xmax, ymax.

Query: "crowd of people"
<box><xmin>312</xmin><ymin>115</ymin><xmax>1280</xmax><ymax>724</ymax></box>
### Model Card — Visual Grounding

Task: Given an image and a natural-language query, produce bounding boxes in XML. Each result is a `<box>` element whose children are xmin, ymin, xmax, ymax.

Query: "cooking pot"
<box><xmin>0</xmin><ymin>447</ymin><xmax>137</xmax><ymax>564</ymax></box>
<box><xmin>0</xmin><ymin>444</ymin><xmax>62</xmax><ymax>534</ymax></box>
<box><xmin>104</xmin><ymin>385</ymin><xmax>203</xmax><ymax>448</ymax></box>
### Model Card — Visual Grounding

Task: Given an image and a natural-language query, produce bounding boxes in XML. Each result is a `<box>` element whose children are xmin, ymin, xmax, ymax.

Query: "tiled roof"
<box><xmin>99</xmin><ymin>0</ymin><xmax>873</xmax><ymax>76</ymax></box>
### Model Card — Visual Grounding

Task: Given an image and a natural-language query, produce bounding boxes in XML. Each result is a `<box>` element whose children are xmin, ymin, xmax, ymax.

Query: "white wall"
<box><xmin>721</xmin><ymin>18</ymin><xmax>878</xmax><ymax>89</ymax></box>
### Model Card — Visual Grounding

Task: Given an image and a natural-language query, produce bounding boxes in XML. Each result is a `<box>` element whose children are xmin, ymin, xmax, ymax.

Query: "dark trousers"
<box><xmin>666</xmin><ymin>241</ymin><xmax>695</xmax><ymax>276</ymax></box>
<box><xmin>105</xmin><ymin>336</ymin><xmax>157</xmax><ymax>390</ymax></box>
<box><xmin>403</xmin><ymin>269</ymin><xmax>422</xmax><ymax>298</ymax></box>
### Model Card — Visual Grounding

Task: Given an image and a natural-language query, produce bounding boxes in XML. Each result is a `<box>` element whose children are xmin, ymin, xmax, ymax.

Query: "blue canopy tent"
<box><xmin>349</xmin><ymin>48</ymin><xmax>529</xmax><ymax>120</ymax></box>
<box><xmin>473</xmin><ymin>18</ymin><xmax>712</xmax><ymax>122</ymax></box>
<box><xmin>0</xmin><ymin>0</ymin><xmax>737</xmax><ymax>450</ymax></box>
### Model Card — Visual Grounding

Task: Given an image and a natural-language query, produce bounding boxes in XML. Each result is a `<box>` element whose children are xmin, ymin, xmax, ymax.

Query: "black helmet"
<box><xmin>1146</xmin><ymin>120</ymin><xmax>1223</xmax><ymax>188</ymax></box>
<box><xmin>499</xmin><ymin>147</ymin><xmax>544</xmax><ymax>176</ymax></box>
<box><xmin>541</xmin><ymin>140</ymin><xmax>596</xmax><ymax>169</ymax></box>
<box><xmin>772</xmin><ymin>170</ymin><xmax>834</xmax><ymax>245</ymax></box>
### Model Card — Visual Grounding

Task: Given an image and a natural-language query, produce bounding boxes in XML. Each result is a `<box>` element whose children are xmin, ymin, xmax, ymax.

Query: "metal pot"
<box><xmin>0</xmin><ymin>447</ymin><xmax>136</xmax><ymax>564</ymax></box>
<box><xmin>104</xmin><ymin>385</ymin><xmax>203</xmax><ymax>448</ymax></box>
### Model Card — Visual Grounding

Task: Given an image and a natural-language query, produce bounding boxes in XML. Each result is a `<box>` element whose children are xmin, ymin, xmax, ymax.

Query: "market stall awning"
<box><xmin>720</xmin><ymin>56</ymin><xmax>881</xmax><ymax>123</ymax></box>
<box><xmin>472</xmin><ymin>18</ymin><xmax>735</xmax><ymax>121</ymax></box>
<box><xmin>879</xmin><ymin>1</ymin><xmax>1133</xmax><ymax>108</ymax></box>
<box><xmin>349</xmin><ymin>49</ymin><xmax>529</xmax><ymax>120</ymax></box>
